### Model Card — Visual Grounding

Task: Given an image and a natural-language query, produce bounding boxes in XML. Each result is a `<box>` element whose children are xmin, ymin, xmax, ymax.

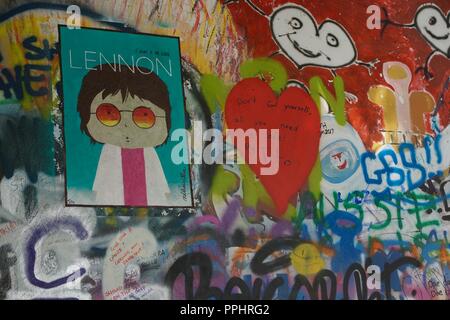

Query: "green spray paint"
<box><xmin>240</xmin><ymin>163</ymin><xmax>274</xmax><ymax>211</ymax></box>
<box><xmin>210</xmin><ymin>163</ymin><xmax>295</xmax><ymax>218</ymax></box>
<box><xmin>200</xmin><ymin>74</ymin><xmax>232</xmax><ymax>113</ymax></box>
<box><xmin>309</xmin><ymin>75</ymin><xmax>346</xmax><ymax>125</ymax></box>
<box><xmin>210</xmin><ymin>165</ymin><xmax>240</xmax><ymax>201</ymax></box>
<box><xmin>240</xmin><ymin>58</ymin><xmax>287</xmax><ymax>94</ymax></box>
<box><xmin>307</xmin><ymin>76</ymin><xmax>347</xmax><ymax>200</ymax></box>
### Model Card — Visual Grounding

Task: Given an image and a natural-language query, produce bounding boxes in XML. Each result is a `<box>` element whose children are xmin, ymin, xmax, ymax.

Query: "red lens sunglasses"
<box><xmin>92</xmin><ymin>103</ymin><xmax>165</xmax><ymax>129</ymax></box>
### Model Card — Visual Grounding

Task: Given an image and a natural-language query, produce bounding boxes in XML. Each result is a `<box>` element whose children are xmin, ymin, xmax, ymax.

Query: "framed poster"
<box><xmin>59</xmin><ymin>26</ymin><xmax>193</xmax><ymax>208</ymax></box>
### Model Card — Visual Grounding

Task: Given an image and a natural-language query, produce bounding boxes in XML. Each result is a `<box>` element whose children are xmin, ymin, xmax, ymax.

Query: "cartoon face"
<box><xmin>415</xmin><ymin>4</ymin><xmax>450</xmax><ymax>57</ymax></box>
<box><xmin>290</xmin><ymin>243</ymin><xmax>325</xmax><ymax>276</ymax></box>
<box><xmin>86</xmin><ymin>91</ymin><xmax>168</xmax><ymax>148</ymax></box>
<box><xmin>320</xmin><ymin>139</ymin><xmax>360</xmax><ymax>184</ymax></box>
<box><xmin>270</xmin><ymin>5</ymin><xmax>357</xmax><ymax>68</ymax></box>
<box><xmin>330</xmin><ymin>151</ymin><xmax>349</xmax><ymax>170</ymax></box>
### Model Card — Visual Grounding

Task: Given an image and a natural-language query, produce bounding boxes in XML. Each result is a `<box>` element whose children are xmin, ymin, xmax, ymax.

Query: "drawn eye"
<box><xmin>289</xmin><ymin>18</ymin><xmax>303</xmax><ymax>30</ymax></box>
<box><xmin>428</xmin><ymin>16</ymin><xmax>437</xmax><ymax>25</ymax></box>
<box><xmin>133</xmin><ymin>106</ymin><xmax>156</xmax><ymax>129</ymax></box>
<box><xmin>326</xmin><ymin>33</ymin><xmax>339</xmax><ymax>47</ymax></box>
<box><xmin>96</xmin><ymin>103</ymin><xmax>121</xmax><ymax>127</ymax></box>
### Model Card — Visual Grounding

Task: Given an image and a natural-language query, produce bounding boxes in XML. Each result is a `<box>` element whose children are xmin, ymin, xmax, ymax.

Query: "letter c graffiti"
<box><xmin>25</xmin><ymin>217</ymin><xmax>88</xmax><ymax>289</ymax></box>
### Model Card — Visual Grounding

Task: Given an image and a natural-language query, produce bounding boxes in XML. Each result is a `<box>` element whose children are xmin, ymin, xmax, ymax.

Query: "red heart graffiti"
<box><xmin>225</xmin><ymin>78</ymin><xmax>320</xmax><ymax>216</ymax></box>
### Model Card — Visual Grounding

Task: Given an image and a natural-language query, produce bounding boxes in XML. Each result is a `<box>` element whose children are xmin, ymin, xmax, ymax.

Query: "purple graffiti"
<box><xmin>25</xmin><ymin>216</ymin><xmax>88</xmax><ymax>289</ymax></box>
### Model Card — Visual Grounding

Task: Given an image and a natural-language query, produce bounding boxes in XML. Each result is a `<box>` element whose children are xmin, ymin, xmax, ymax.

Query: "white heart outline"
<box><xmin>414</xmin><ymin>3</ymin><xmax>450</xmax><ymax>57</ymax></box>
<box><xmin>269</xmin><ymin>4</ymin><xmax>358</xmax><ymax>70</ymax></box>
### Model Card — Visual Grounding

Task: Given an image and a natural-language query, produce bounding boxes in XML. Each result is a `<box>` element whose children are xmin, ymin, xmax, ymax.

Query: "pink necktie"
<box><xmin>121</xmin><ymin>148</ymin><xmax>148</xmax><ymax>206</ymax></box>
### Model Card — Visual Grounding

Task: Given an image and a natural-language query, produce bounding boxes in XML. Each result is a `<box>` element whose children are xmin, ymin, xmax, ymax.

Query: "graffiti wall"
<box><xmin>0</xmin><ymin>0</ymin><xmax>449</xmax><ymax>300</ymax></box>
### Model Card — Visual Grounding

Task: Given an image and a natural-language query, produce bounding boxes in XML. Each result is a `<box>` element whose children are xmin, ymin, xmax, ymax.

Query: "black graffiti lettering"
<box><xmin>288</xmin><ymin>274</ymin><xmax>315</xmax><ymax>300</ymax></box>
<box><xmin>262</xmin><ymin>277</ymin><xmax>284</xmax><ymax>300</ymax></box>
<box><xmin>250</xmin><ymin>237</ymin><xmax>300</xmax><ymax>275</ymax></box>
<box><xmin>288</xmin><ymin>270</ymin><xmax>337</xmax><ymax>300</ymax></box>
<box><xmin>440</xmin><ymin>180</ymin><xmax>450</xmax><ymax>213</ymax></box>
<box><xmin>343</xmin><ymin>263</ymin><xmax>367</xmax><ymax>300</ymax></box>
<box><xmin>314</xmin><ymin>269</ymin><xmax>337</xmax><ymax>300</ymax></box>
<box><xmin>419</xmin><ymin>176</ymin><xmax>441</xmax><ymax>196</ymax></box>
<box><xmin>224</xmin><ymin>277</ymin><xmax>251</xmax><ymax>300</ymax></box>
<box><xmin>252</xmin><ymin>278</ymin><xmax>263</xmax><ymax>300</ymax></box>
<box><xmin>23</xmin><ymin>36</ymin><xmax>57</xmax><ymax>61</ymax></box>
<box><xmin>166</xmin><ymin>250</ymin><xmax>422</xmax><ymax>300</ymax></box>
<box><xmin>0</xmin><ymin>36</ymin><xmax>55</xmax><ymax>100</ymax></box>
<box><xmin>164</xmin><ymin>252</ymin><xmax>223</xmax><ymax>300</ymax></box>
<box><xmin>0</xmin><ymin>66</ymin><xmax>23</xmax><ymax>99</ymax></box>
<box><xmin>23</xmin><ymin>184</ymin><xmax>38</xmax><ymax>221</ymax></box>
<box><xmin>23</xmin><ymin>64</ymin><xmax>51</xmax><ymax>96</ymax></box>
<box><xmin>23</xmin><ymin>36</ymin><xmax>44</xmax><ymax>60</ymax></box>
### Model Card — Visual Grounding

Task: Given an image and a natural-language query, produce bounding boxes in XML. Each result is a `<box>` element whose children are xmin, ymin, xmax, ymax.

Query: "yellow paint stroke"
<box><xmin>409</xmin><ymin>91</ymin><xmax>435</xmax><ymax>145</ymax></box>
<box><xmin>368</xmin><ymin>85</ymin><xmax>398</xmax><ymax>144</ymax></box>
<box><xmin>0</xmin><ymin>10</ymin><xmax>109</xmax><ymax>118</ymax></box>
<box><xmin>387</xmin><ymin>64</ymin><xmax>408</xmax><ymax>80</ymax></box>
<box><xmin>368</xmin><ymin>61</ymin><xmax>436</xmax><ymax>148</ymax></box>
<box><xmin>86</xmin><ymin>0</ymin><xmax>248</xmax><ymax>82</ymax></box>
<box><xmin>290</xmin><ymin>243</ymin><xmax>325</xmax><ymax>276</ymax></box>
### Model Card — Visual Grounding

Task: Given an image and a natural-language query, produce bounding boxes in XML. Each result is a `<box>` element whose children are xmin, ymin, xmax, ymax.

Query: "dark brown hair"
<box><xmin>77</xmin><ymin>64</ymin><xmax>171</xmax><ymax>141</ymax></box>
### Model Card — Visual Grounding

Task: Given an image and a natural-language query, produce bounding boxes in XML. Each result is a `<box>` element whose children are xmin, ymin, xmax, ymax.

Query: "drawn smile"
<box><xmin>337</xmin><ymin>160</ymin><xmax>348</xmax><ymax>170</ymax></box>
<box><xmin>425</xmin><ymin>27</ymin><xmax>450</xmax><ymax>40</ymax></box>
<box><xmin>287</xmin><ymin>34</ymin><xmax>321</xmax><ymax>58</ymax></box>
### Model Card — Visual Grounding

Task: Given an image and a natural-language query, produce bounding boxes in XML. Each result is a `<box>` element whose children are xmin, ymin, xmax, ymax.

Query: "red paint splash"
<box><xmin>224</xmin><ymin>0</ymin><xmax>450</xmax><ymax>149</ymax></box>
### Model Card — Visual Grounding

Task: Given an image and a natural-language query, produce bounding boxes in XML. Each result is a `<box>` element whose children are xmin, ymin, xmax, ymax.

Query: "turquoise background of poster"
<box><xmin>59</xmin><ymin>26</ymin><xmax>191</xmax><ymax>204</ymax></box>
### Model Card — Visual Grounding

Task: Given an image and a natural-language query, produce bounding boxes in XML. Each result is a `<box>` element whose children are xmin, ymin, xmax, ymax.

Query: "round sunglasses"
<box><xmin>92</xmin><ymin>103</ymin><xmax>165</xmax><ymax>129</ymax></box>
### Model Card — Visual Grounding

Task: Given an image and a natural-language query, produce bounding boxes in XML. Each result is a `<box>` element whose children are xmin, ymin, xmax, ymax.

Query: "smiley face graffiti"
<box><xmin>224</xmin><ymin>0</ymin><xmax>378</xmax><ymax>74</ymax></box>
<box><xmin>415</xmin><ymin>5</ymin><xmax>450</xmax><ymax>57</ymax></box>
<box><xmin>331</xmin><ymin>152</ymin><xmax>349</xmax><ymax>170</ymax></box>
<box><xmin>270</xmin><ymin>5</ymin><xmax>357</xmax><ymax>69</ymax></box>
<box><xmin>320</xmin><ymin>138</ymin><xmax>361</xmax><ymax>185</ymax></box>
<box><xmin>382</xmin><ymin>4</ymin><xmax>450</xmax><ymax>79</ymax></box>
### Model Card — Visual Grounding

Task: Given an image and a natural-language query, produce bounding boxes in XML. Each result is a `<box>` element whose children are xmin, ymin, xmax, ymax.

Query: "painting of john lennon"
<box><xmin>76</xmin><ymin>64</ymin><xmax>172</xmax><ymax>206</ymax></box>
